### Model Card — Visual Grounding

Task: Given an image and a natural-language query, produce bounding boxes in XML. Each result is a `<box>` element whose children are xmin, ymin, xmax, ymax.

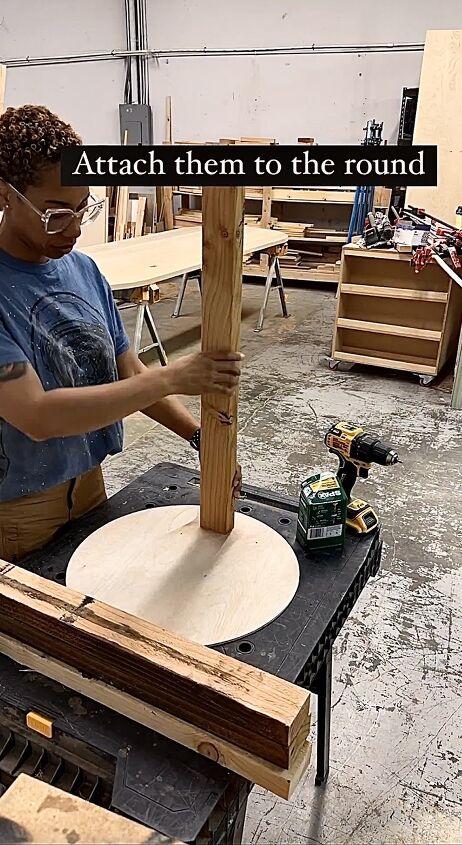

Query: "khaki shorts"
<box><xmin>0</xmin><ymin>465</ymin><xmax>107</xmax><ymax>563</ymax></box>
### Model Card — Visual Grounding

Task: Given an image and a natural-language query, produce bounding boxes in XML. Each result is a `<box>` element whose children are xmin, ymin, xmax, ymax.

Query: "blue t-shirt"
<box><xmin>0</xmin><ymin>248</ymin><xmax>130</xmax><ymax>502</ymax></box>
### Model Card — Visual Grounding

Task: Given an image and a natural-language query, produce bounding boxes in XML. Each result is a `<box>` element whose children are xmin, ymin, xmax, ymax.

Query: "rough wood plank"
<box><xmin>407</xmin><ymin>30</ymin><xmax>462</xmax><ymax>226</ymax></box>
<box><xmin>239</xmin><ymin>136</ymin><xmax>277</xmax><ymax>145</ymax></box>
<box><xmin>0</xmin><ymin>635</ymin><xmax>311</xmax><ymax>799</ymax></box>
<box><xmin>0</xmin><ymin>564</ymin><xmax>309</xmax><ymax>769</ymax></box>
<box><xmin>135</xmin><ymin>196</ymin><xmax>147</xmax><ymax>237</ymax></box>
<box><xmin>0</xmin><ymin>65</ymin><xmax>6</xmax><ymax>115</ymax></box>
<box><xmin>259</xmin><ymin>185</ymin><xmax>273</xmax><ymax>272</ymax></box>
<box><xmin>260</xmin><ymin>187</ymin><xmax>272</xmax><ymax>227</ymax></box>
<box><xmin>162</xmin><ymin>186</ymin><xmax>174</xmax><ymax>230</ymax></box>
<box><xmin>0</xmin><ymin>774</ymin><xmax>181</xmax><ymax>844</ymax></box>
<box><xmin>115</xmin><ymin>186</ymin><xmax>129</xmax><ymax>241</ymax></box>
<box><xmin>244</xmin><ymin>264</ymin><xmax>339</xmax><ymax>284</ymax></box>
<box><xmin>200</xmin><ymin>188</ymin><xmax>245</xmax><ymax>534</ymax></box>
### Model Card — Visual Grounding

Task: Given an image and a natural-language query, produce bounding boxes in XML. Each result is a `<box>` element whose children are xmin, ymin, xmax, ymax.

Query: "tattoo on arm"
<box><xmin>0</xmin><ymin>363</ymin><xmax>27</xmax><ymax>383</ymax></box>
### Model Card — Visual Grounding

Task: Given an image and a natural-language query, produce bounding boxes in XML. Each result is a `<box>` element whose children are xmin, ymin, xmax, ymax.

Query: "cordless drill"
<box><xmin>325</xmin><ymin>422</ymin><xmax>400</xmax><ymax>533</ymax></box>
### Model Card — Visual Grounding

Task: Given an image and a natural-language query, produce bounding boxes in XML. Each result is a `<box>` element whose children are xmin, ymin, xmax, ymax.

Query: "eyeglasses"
<box><xmin>5</xmin><ymin>182</ymin><xmax>105</xmax><ymax>235</ymax></box>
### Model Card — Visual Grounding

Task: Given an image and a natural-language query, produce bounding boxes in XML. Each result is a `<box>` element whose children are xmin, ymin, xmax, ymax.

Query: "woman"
<box><xmin>0</xmin><ymin>104</ymin><xmax>242</xmax><ymax>562</ymax></box>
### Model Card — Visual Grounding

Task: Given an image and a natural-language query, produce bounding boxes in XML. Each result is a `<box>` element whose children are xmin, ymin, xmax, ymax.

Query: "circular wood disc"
<box><xmin>66</xmin><ymin>505</ymin><xmax>300</xmax><ymax>646</ymax></box>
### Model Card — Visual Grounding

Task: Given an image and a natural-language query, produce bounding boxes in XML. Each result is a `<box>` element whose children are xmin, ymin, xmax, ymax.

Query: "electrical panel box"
<box><xmin>119</xmin><ymin>104</ymin><xmax>153</xmax><ymax>145</ymax></box>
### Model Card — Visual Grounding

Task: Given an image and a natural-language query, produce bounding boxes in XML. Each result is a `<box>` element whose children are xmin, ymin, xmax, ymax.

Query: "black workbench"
<box><xmin>0</xmin><ymin>463</ymin><xmax>382</xmax><ymax>844</ymax></box>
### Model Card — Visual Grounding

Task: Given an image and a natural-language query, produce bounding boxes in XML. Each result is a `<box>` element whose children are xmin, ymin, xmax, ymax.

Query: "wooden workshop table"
<box><xmin>81</xmin><ymin>227</ymin><xmax>288</xmax><ymax>360</ymax></box>
<box><xmin>0</xmin><ymin>463</ymin><xmax>382</xmax><ymax>844</ymax></box>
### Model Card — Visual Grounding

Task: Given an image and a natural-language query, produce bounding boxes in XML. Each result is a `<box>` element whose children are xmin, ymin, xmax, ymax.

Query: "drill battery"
<box><xmin>296</xmin><ymin>471</ymin><xmax>348</xmax><ymax>552</ymax></box>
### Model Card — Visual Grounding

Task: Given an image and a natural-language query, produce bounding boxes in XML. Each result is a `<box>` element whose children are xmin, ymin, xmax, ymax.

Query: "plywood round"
<box><xmin>66</xmin><ymin>505</ymin><xmax>299</xmax><ymax>646</ymax></box>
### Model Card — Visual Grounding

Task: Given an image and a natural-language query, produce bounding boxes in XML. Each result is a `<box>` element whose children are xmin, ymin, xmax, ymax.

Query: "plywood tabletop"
<box><xmin>80</xmin><ymin>225</ymin><xmax>287</xmax><ymax>290</ymax></box>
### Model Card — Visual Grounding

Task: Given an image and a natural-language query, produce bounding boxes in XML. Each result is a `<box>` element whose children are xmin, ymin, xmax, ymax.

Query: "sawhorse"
<box><xmin>172</xmin><ymin>247</ymin><xmax>289</xmax><ymax>332</ymax></box>
<box><xmin>117</xmin><ymin>286</ymin><xmax>168</xmax><ymax>365</ymax></box>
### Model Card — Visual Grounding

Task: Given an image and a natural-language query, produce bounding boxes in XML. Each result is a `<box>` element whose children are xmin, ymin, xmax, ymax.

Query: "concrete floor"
<box><xmin>107</xmin><ymin>279</ymin><xmax>462</xmax><ymax>845</ymax></box>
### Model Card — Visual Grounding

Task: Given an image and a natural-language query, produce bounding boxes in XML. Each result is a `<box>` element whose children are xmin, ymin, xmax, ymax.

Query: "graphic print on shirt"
<box><xmin>0</xmin><ymin>427</ymin><xmax>9</xmax><ymax>484</ymax></box>
<box><xmin>30</xmin><ymin>292</ymin><xmax>118</xmax><ymax>389</ymax></box>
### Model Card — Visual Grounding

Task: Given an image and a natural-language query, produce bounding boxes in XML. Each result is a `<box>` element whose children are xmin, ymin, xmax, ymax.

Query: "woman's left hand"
<box><xmin>233</xmin><ymin>463</ymin><xmax>243</xmax><ymax>499</ymax></box>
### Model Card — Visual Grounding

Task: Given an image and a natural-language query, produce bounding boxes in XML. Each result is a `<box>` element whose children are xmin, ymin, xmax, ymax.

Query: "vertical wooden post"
<box><xmin>163</xmin><ymin>97</ymin><xmax>174</xmax><ymax>230</ymax></box>
<box><xmin>200</xmin><ymin>187</ymin><xmax>245</xmax><ymax>534</ymax></box>
<box><xmin>260</xmin><ymin>188</ymin><xmax>272</xmax><ymax>269</ymax></box>
<box><xmin>0</xmin><ymin>65</ymin><xmax>6</xmax><ymax>116</ymax></box>
<box><xmin>260</xmin><ymin>187</ymin><xmax>272</xmax><ymax>227</ymax></box>
<box><xmin>162</xmin><ymin>186</ymin><xmax>174</xmax><ymax>230</ymax></box>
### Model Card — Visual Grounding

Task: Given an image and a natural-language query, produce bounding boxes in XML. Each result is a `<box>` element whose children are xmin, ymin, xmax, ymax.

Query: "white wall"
<box><xmin>1</xmin><ymin>0</ymin><xmax>126</xmax><ymax>142</ymax></box>
<box><xmin>148</xmin><ymin>0</ymin><xmax>462</xmax><ymax>145</ymax></box>
<box><xmin>2</xmin><ymin>0</ymin><xmax>462</xmax><ymax>146</ymax></box>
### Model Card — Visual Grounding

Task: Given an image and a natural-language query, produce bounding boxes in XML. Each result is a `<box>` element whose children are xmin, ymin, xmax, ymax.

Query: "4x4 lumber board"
<box><xmin>200</xmin><ymin>188</ymin><xmax>245</xmax><ymax>534</ymax></box>
<box><xmin>0</xmin><ymin>563</ymin><xmax>309</xmax><ymax>771</ymax></box>
<box><xmin>407</xmin><ymin>30</ymin><xmax>462</xmax><ymax>226</ymax></box>
<box><xmin>0</xmin><ymin>632</ymin><xmax>310</xmax><ymax>799</ymax></box>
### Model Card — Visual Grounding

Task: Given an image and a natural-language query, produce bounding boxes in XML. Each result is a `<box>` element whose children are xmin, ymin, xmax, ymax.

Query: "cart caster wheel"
<box><xmin>327</xmin><ymin>358</ymin><xmax>355</xmax><ymax>372</ymax></box>
<box><xmin>417</xmin><ymin>374</ymin><xmax>436</xmax><ymax>386</ymax></box>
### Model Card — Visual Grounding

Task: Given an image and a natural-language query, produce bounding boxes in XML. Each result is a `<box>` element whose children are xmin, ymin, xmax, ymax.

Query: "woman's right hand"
<box><xmin>164</xmin><ymin>352</ymin><xmax>243</xmax><ymax>396</ymax></box>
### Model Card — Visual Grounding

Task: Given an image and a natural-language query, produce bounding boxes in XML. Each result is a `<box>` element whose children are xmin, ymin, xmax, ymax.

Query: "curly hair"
<box><xmin>0</xmin><ymin>105</ymin><xmax>81</xmax><ymax>192</ymax></box>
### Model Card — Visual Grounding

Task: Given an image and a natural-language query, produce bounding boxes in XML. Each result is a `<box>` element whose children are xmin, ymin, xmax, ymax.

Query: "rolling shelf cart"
<box><xmin>330</xmin><ymin>247</ymin><xmax>462</xmax><ymax>384</ymax></box>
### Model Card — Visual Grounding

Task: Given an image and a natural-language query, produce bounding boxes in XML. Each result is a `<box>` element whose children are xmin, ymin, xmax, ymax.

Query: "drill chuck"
<box><xmin>351</xmin><ymin>433</ymin><xmax>399</xmax><ymax>466</ymax></box>
<box><xmin>325</xmin><ymin>423</ymin><xmax>400</xmax><ymax>467</ymax></box>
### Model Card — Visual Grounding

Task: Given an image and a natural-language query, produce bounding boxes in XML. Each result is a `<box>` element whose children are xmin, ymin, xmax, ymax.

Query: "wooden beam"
<box><xmin>162</xmin><ymin>96</ymin><xmax>174</xmax><ymax>231</ymax></box>
<box><xmin>200</xmin><ymin>188</ymin><xmax>245</xmax><ymax>534</ymax></box>
<box><xmin>114</xmin><ymin>186</ymin><xmax>129</xmax><ymax>240</ymax></box>
<box><xmin>260</xmin><ymin>187</ymin><xmax>272</xmax><ymax>228</ymax></box>
<box><xmin>239</xmin><ymin>136</ymin><xmax>277</xmax><ymax>145</ymax></box>
<box><xmin>162</xmin><ymin>186</ymin><xmax>174</xmax><ymax>230</ymax></box>
<box><xmin>135</xmin><ymin>195</ymin><xmax>147</xmax><ymax>237</ymax></box>
<box><xmin>0</xmin><ymin>634</ymin><xmax>310</xmax><ymax>799</ymax></box>
<box><xmin>0</xmin><ymin>563</ymin><xmax>310</xmax><ymax>772</ymax></box>
<box><xmin>0</xmin><ymin>65</ymin><xmax>6</xmax><ymax>115</ymax></box>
